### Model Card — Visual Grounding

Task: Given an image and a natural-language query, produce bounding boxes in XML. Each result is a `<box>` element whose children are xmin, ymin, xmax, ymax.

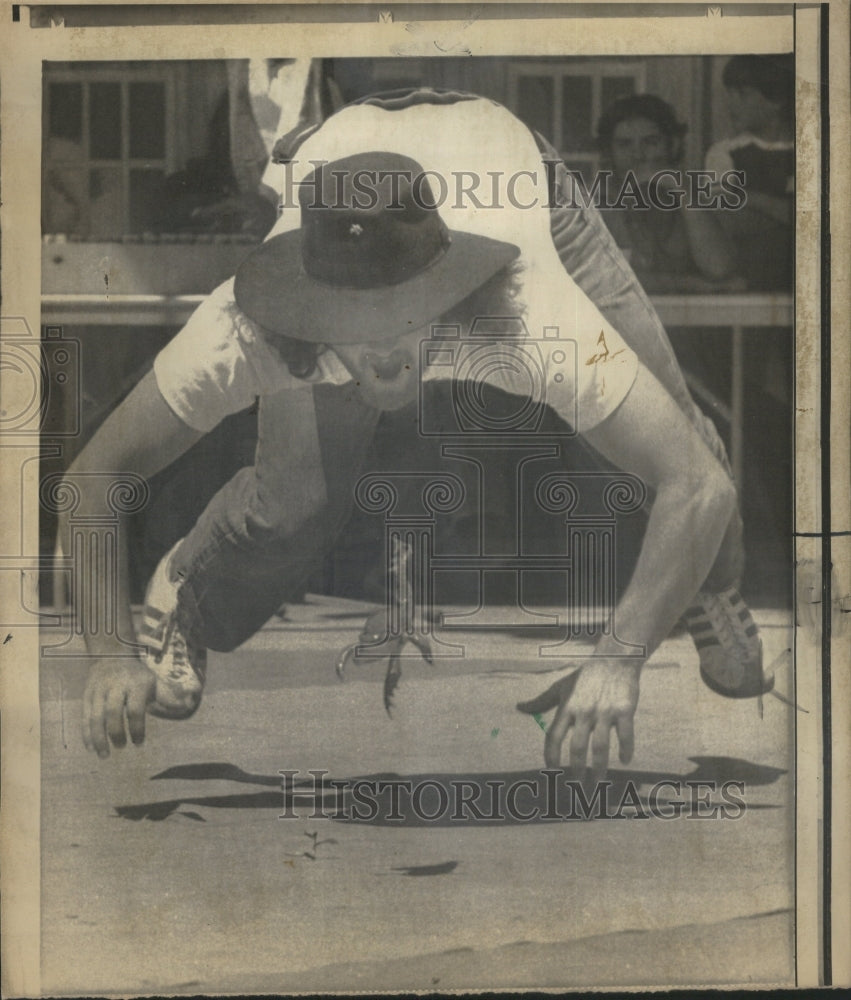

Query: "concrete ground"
<box><xmin>40</xmin><ymin>599</ymin><xmax>796</xmax><ymax>994</ymax></box>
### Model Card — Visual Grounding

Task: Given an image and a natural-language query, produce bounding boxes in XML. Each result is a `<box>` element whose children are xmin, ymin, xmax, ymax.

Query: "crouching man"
<box><xmin>64</xmin><ymin>91</ymin><xmax>770</xmax><ymax>781</ymax></box>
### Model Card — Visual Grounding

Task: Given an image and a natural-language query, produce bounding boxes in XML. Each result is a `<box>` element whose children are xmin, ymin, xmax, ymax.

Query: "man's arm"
<box><xmin>651</xmin><ymin>173</ymin><xmax>736</xmax><ymax>282</ymax></box>
<box><xmin>585</xmin><ymin>364</ymin><xmax>736</xmax><ymax>659</ymax></box>
<box><xmin>523</xmin><ymin>363</ymin><xmax>736</xmax><ymax>776</ymax></box>
<box><xmin>679</xmin><ymin>207</ymin><xmax>737</xmax><ymax>282</ymax></box>
<box><xmin>61</xmin><ymin>370</ymin><xmax>204</xmax><ymax>754</ymax></box>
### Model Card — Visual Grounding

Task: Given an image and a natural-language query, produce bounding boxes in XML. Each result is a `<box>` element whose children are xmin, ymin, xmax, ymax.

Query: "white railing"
<box><xmin>652</xmin><ymin>294</ymin><xmax>793</xmax><ymax>487</ymax></box>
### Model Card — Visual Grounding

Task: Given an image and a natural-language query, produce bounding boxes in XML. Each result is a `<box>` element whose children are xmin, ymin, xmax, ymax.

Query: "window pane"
<box><xmin>129</xmin><ymin>168</ymin><xmax>165</xmax><ymax>232</ymax></box>
<box><xmin>601</xmin><ymin>75</ymin><xmax>636</xmax><ymax>113</ymax></box>
<box><xmin>89</xmin><ymin>82</ymin><xmax>122</xmax><ymax>159</ymax></box>
<box><xmin>49</xmin><ymin>83</ymin><xmax>82</xmax><ymax>143</ymax></box>
<box><xmin>561</xmin><ymin>76</ymin><xmax>593</xmax><ymax>152</ymax></box>
<box><xmin>516</xmin><ymin>75</ymin><xmax>554</xmax><ymax>141</ymax></box>
<box><xmin>88</xmin><ymin>167</ymin><xmax>123</xmax><ymax>238</ymax></box>
<box><xmin>129</xmin><ymin>82</ymin><xmax>166</xmax><ymax>158</ymax></box>
<box><xmin>43</xmin><ymin>167</ymin><xmax>86</xmax><ymax>236</ymax></box>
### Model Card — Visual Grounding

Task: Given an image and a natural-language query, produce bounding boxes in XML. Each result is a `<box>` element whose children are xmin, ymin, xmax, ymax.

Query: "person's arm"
<box><xmin>679</xmin><ymin>207</ymin><xmax>737</xmax><ymax>281</ymax></box>
<box><xmin>587</xmin><ymin>364</ymin><xmax>736</xmax><ymax>657</ymax></box>
<box><xmin>654</xmin><ymin>173</ymin><xmax>737</xmax><ymax>281</ymax></box>
<box><xmin>704</xmin><ymin>140</ymin><xmax>793</xmax><ymax>240</ymax></box>
<box><xmin>61</xmin><ymin>370</ymin><xmax>205</xmax><ymax>754</ymax></box>
<box><xmin>520</xmin><ymin>363</ymin><xmax>736</xmax><ymax>777</ymax></box>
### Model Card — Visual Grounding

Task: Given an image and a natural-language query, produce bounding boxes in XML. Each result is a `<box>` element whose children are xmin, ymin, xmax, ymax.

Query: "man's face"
<box><xmin>333</xmin><ymin>325</ymin><xmax>427</xmax><ymax>411</ymax></box>
<box><xmin>610</xmin><ymin>117</ymin><xmax>673</xmax><ymax>186</ymax></box>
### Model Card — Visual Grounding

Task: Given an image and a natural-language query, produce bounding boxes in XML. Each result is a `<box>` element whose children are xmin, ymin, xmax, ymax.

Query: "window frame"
<box><xmin>507</xmin><ymin>59</ymin><xmax>647</xmax><ymax>175</ymax></box>
<box><xmin>43</xmin><ymin>63</ymin><xmax>179</xmax><ymax>237</ymax></box>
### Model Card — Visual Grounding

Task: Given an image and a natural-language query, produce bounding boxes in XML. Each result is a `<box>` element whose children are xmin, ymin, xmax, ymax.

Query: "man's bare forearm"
<box><xmin>682</xmin><ymin>210</ymin><xmax>736</xmax><ymax>281</ymax></box>
<box><xmin>581</xmin><ymin>365</ymin><xmax>738</xmax><ymax>665</ymax></box>
<box><xmin>56</xmin><ymin>466</ymin><xmax>137</xmax><ymax>657</ymax></box>
<box><xmin>595</xmin><ymin>469</ymin><xmax>735</xmax><ymax>661</ymax></box>
<box><xmin>58</xmin><ymin>370</ymin><xmax>204</xmax><ymax>657</ymax></box>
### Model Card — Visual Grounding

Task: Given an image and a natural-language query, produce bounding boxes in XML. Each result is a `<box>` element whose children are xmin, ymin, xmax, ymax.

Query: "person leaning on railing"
<box><xmin>595</xmin><ymin>93</ymin><xmax>745</xmax><ymax>295</ymax></box>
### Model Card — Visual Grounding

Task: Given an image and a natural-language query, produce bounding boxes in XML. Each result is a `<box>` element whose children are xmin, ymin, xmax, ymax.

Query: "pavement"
<box><xmin>39</xmin><ymin>599</ymin><xmax>796</xmax><ymax>993</ymax></box>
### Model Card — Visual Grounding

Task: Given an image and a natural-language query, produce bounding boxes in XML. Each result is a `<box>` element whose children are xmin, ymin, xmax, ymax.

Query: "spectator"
<box><xmin>705</xmin><ymin>54</ymin><xmax>794</xmax><ymax>291</ymax></box>
<box><xmin>596</xmin><ymin>93</ymin><xmax>740</xmax><ymax>293</ymax></box>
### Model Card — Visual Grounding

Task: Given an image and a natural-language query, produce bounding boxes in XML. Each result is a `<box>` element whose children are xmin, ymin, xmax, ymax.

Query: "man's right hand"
<box><xmin>82</xmin><ymin>657</ymin><xmax>156</xmax><ymax>757</ymax></box>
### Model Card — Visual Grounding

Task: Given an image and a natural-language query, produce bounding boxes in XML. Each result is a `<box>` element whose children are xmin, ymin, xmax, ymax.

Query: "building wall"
<box><xmin>332</xmin><ymin>55</ymin><xmax>710</xmax><ymax>173</ymax></box>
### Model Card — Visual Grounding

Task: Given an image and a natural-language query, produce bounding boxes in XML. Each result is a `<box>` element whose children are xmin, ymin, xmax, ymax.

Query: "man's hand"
<box><xmin>82</xmin><ymin>657</ymin><xmax>156</xmax><ymax>758</ymax></box>
<box><xmin>517</xmin><ymin>658</ymin><xmax>641</xmax><ymax>779</ymax></box>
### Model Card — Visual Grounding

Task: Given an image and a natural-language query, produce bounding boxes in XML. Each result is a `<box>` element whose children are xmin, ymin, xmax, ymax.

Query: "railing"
<box><xmin>40</xmin><ymin>291</ymin><xmax>794</xmax><ymax>486</ymax></box>
<box><xmin>652</xmin><ymin>293</ymin><xmax>793</xmax><ymax>487</ymax></box>
<box><xmin>41</xmin><ymin>293</ymin><xmax>208</xmax><ymax>328</ymax></box>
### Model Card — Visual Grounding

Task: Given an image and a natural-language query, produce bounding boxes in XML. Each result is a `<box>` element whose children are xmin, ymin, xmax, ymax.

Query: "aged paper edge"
<box><xmin>0</xmin><ymin>2</ymin><xmax>847</xmax><ymax>994</ymax></box>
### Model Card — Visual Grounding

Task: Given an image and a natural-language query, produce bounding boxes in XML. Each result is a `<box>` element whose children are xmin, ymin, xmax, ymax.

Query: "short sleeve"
<box><xmin>534</xmin><ymin>262</ymin><xmax>639</xmax><ymax>433</ymax></box>
<box><xmin>422</xmin><ymin>258</ymin><xmax>638</xmax><ymax>435</ymax></box>
<box><xmin>153</xmin><ymin>277</ymin><xmax>299</xmax><ymax>432</ymax></box>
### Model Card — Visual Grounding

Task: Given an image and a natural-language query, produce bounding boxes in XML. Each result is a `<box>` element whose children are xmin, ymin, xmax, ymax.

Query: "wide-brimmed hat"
<box><xmin>234</xmin><ymin>151</ymin><xmax>520</xmax><ymax>344</ymax></box>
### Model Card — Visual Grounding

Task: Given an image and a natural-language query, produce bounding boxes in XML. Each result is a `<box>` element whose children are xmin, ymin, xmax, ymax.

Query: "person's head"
<box><xmin>596</xmin><ymin>93</ymin><xmax>687</xmax><ymax>185</ymax></box>
<box><xmin>267</xmin><ymin>261</ymin><xmax>523</xmax><ymax>410</ymax></box>
<box><xmin>721</xmin><ymin>55</ymin><xmax>794</xmax><ymax>135</ymax></box>
<box><xmin>234</xmin><ymin>152</ymin><xmax>522</xmax><ymax>411</ymax></box>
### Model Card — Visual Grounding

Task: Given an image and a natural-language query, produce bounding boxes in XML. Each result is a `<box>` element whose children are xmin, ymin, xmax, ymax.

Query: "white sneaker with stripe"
<box><xmin>682</xmin><ymin>587</ymin><xmax>773</xmax><ymax>698</ymax></box>
<box><xmin>139</xmin><ymin>541</ymin><xmax>207</xmax><ymax>719</ymax></box>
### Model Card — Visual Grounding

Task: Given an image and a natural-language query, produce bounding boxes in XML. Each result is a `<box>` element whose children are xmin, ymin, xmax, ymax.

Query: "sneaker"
<box><xmin>139</xmin><ymin>542</ymin><xmax>207</xmax><ymax>719</ymax></box>
<box><xmin>682</xmin><ymin>587</ymin><xmax>774</xmax><ymax>698</ymax></box>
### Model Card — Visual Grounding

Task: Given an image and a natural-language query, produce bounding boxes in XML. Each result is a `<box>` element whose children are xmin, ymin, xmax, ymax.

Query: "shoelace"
<box><xmin>702</xmin><ymin>594</ymin><xmax>751</xmax><ymax>661</ymax></box>
<box><xmin>158</xmin><ymin>614</ymin><xmax>206</xmax><ymax>686</ymax></box>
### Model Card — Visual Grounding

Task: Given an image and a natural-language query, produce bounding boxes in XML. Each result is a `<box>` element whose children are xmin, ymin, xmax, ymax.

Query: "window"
<box><xmin>43</xmin><ymin>65</ymin><xmax>177</xmax><ymax>238</ymax></box>
<box><xmin>508</xmin><ymin>60</ymin><xmax>646</xmax><ymax>179</ymax></box>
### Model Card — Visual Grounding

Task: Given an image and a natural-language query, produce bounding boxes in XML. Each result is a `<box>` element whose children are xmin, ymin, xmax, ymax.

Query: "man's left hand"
<box><xmin>517</xmin><ymin>657</ymin><xmax>641</xmax><ymax>779</ymax></box>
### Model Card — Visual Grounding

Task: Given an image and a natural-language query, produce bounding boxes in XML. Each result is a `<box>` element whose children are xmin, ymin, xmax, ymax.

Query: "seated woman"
<box><xmin>596</xmin><ymin>94</ymin><xmax>743</xmax><ymax>294</ymax></box>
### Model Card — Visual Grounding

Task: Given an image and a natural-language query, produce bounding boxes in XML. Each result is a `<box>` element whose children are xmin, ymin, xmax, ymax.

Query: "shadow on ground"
<box><xmin>114</xmin><ymin>756</ymin><xmax>786</xmax><ymax>824</ymax></box>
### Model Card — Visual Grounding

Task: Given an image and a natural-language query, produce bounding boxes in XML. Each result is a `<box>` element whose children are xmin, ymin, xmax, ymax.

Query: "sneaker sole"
<box><xmin>699</xmin><ymin>639</ymin><xmax>775</xmax><ymax>699</ymax></box>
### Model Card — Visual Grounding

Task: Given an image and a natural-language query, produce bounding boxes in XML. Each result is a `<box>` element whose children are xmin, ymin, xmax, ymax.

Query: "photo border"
<box><xmin>1</xmin><ymin>2</ymin><xmax>847</xmax><ymax>993</ymax></box>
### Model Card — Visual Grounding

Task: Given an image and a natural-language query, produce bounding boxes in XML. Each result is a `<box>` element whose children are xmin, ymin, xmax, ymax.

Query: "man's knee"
<box><xmin>245</xmin><ymin>492</ymin><xmax>330</xmax><ymax>549</ymax></box>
